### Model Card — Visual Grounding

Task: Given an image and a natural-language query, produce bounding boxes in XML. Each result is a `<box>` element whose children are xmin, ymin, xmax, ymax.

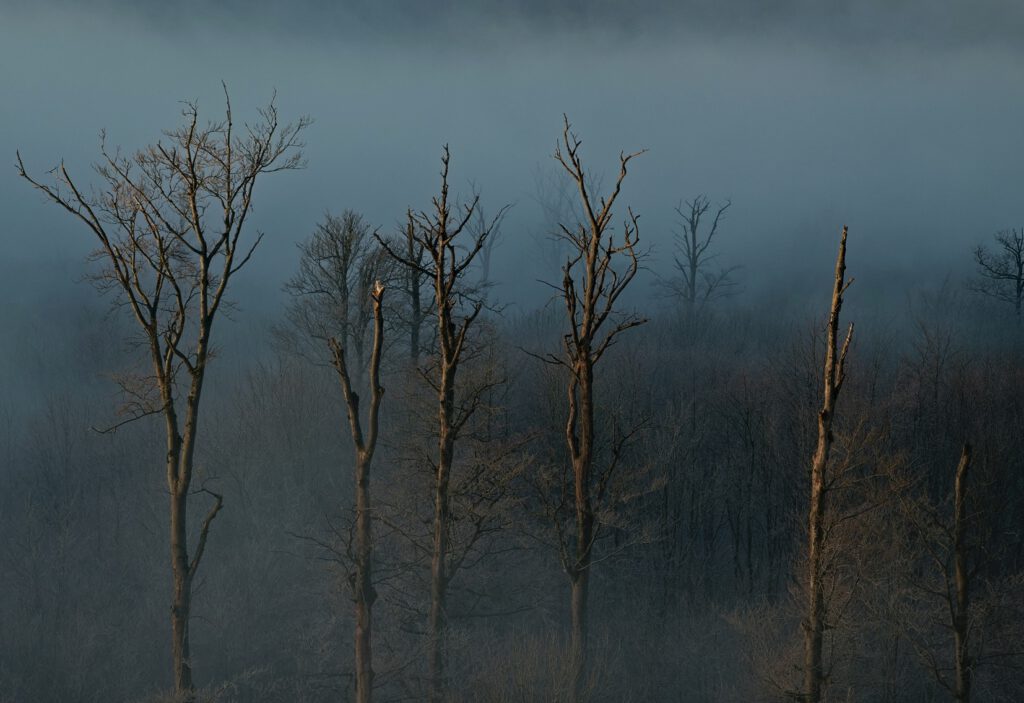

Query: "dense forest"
<box><xmin>1</xmin><ymin>84</ymin><xmax>1023</xmax><ymax>703</ymax></box>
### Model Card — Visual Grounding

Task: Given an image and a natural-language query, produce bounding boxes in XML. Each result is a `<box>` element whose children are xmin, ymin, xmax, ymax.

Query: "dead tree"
<box><xmin>329</xmin><ymin>281</ymin><xmax>386</xmax><ymax>703</ymax></box>
<box><xmin>547</xmin><ymin>117</ymin><xmax>646</xmax><ymax>699</ymax></box>
<box><xmin>17</xmin><ymin>90</ymin><xmax>308</xmax><ymax>698</ymax></box>
<box><xmin>803</xmin><ymin>226</ymin><xmax>854</xmax><ymax>703</ymax></box>
<box><xmin>669</xmin><ymin>195</ymin><xmax>736</xmax><ymax>315</ymax></box>
<box><xmin>971</xmin><ymin>228</ymin><xmax>1024</xmax><ymax>319</ymax></box>
<box><xmin>376</xmin><ymin>146</ymin><xmax>507</xmax><ymax>703</ymax></box>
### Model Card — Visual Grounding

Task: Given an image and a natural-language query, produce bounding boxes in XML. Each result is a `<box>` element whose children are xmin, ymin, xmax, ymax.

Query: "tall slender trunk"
<box><xmin>354</xmin><ymin>453</ymin><xmax>375</xmax><ymax>703</ymax></box>
<box><xmin>406</xmin><ymin>212</ymin><xmax>423</xmax><ymax>361</ymax></box>
<box><xmin>170</xmin><ymin>485</ymin><xmax>193</xmax><ymax>697</ymax></box>
<box><xmin>953</xmin><ymin>443</ymin><xmax>972</xmax><ymax>703</ymax></box>
<box><xmin>428</xmin><ymin>377</ymin><xmax>454</xmax><ymax>703</ymax></box>
<box><xmin>552</xmin><ymin>122</ymin><xmax>644</xmax><ymax>703</ymax></box>
<box><xmin>377</xmin><ymin>149</ymin><xmax>495</xmax><ymax>703</ymax></box>
<box><xmin>164</xmin><ymin>385</ymin><xmax>196</xmax><ymax>700</ymax></box>
<box><xmin>330</xmin><ymin>284</ymin><xmax>385</xmax><ymax>703</ymax></box>
<box><xmin>568</xmin><ymin>362</ymin><xmax>594</xmax><ymax>702</ymax></box>
<box><xmin>410</xmin><ymin>299</ymin><xmax>422</xmax><ymax>359</ymax></box>
<box><xmin>803</xmin><ymin>442</ymin><xmax>827</xmax><ymax>703</ymax></box>
<box><xmin>569</xmin><ymin>518</ymin><xmax>592</xmax><ymax>699</ymax></box>
<box><xmin>687</xmin><ymin>252</ymin><xmax>698</xmax><ymax>318</ymax></box>
<box><xmin>427</xmin><ymin>466</ymin><xmax>450</xmax><ymax>703</ymax></box>
<box><xmin>803</xmin><ymin>226</ymin><xmax>853</xmax><ymax>703</ymax></box>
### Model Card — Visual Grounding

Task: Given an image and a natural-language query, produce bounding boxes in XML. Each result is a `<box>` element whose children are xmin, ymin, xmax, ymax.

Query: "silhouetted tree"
<box><xmin>668</xmin><ymin>195</ymin><xmax>736</xmax><ymax>315</ymax></box>
<box><xmin>278</xmin><ymin>210</ymin><xmax>394</xmax><ymax>369</ymax></box>
<box><xmin>971</xmin><ymin>228</ymin><xmax>1024</xmax><ymax>319</ymax></box>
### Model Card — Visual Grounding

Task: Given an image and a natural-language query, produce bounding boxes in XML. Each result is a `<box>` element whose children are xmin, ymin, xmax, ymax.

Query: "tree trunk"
<box><xmin>568</xmin><ymin>361</ymin><xmax>595</xmax><ymax>703</ymax></box>
<box><xmin>428</xmin><ymin>351</ymin><xmax>455</xmax><ymax>703</ymax></box>
<box><xmin>354</xmin><ymin>453</ymin><xmax>375</xmax><ymax>703</ymax></box>
<box><xmin>428</xmin><ymin>434</ymin><xmax>452</xmax><ymax>703</ymax></box>
<box><xmin>953</xmin><ymin>443</ymin><xmax>972</xmax><ymax>703</ymax></box>
<box><xmin>406</xmin><ymin>213</ymin><xmax>423</xmax><ymax>361</ymax></box>
<box><xmin>803</xmin><ymin>226</ymin><xmax>853</xmax><ymax>703</ymax></box>
<box><xmin>687</xmin><ymin>254</ymin><xmax>698</xmax><ymax>318</ymax></box>
<box><xmin>330</xmin><ymin>286</ymin><xmax>385</xmax><ymax>703</ymax></box>
<box><xmin>170</xmin><ymin>485</ymin><xmax>193</xmax><ymax>698</ymax></box>
<box><xmin>569</xmin><ymin>523</ymin><xmax>592</xmax><ymax>701</ymax></box>
<box><xmin>803</xmin><ymin>435</ymin><xmax>827</xmax><ymax>703</ymax></box>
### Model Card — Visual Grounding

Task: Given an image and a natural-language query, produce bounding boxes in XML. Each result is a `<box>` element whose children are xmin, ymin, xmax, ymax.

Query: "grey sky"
<box><xmin>2</xmin><ymin>1</ymin><xmax>1022</xmax><ymax>315</ymax></box>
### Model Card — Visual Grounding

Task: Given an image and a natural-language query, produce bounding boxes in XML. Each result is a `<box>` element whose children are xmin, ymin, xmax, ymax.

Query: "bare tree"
<box><xmin>376</xmin><ymin>146</ymin><xmax>508</xmax><ymax>703</ymax></box>
<box><xmin>895</xmin><ymin>443</ymin><xmax>994</xmax><ymax>703</ymax></box>
<box><xmin>803</xmin><ymin>225</ymin><xmax>855</xmax><ymax>703</ymax></box>
<box><xmin>543</xmin><ymin>117</ymin><xmax>646</xmax><ymax>699</ymax></box>
<box><xmin>329</xmin><ymin>281</ymin><xmax>386</xmax><ymax>703</ymax></box>
<box><xmin>971</xmin><ymin>228</ymin><xmax>1024</xmax><ymax>319</ymax></box>
<box><xmin>17</xmin><ymin>90</ymin><xmax>309</xmax><ymax>699</ymax></box>
<box><xmin>278</xmin><ymin>209</ymin><xmax>394</xmax><ymax>370</ymax></box>
<box><xmin>668</xmin><ymin>195</ymin><xmax>736</xmax><ymax>315</ymax></box>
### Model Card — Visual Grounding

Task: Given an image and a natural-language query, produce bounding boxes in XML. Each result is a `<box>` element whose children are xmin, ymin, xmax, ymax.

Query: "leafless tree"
<box><xmin>376</xmin><ymin>146</ymin><xmax>509</xmax><ymax>703</ymax></box>
<box><xmin>803</xmin><ymin>226</ymin><xmax>854</xmax><ymax>703</ymax></box>
<box><xmin>893</xmin><ymin>442</ymin><xmax>1024</xmax><ymax>702</ymax></box>
<box><xmin>541</xmin><ymin>116</ymin><xmax>646</xmax><ymax>699</ymax></box>
<box><xmin>17</xmin><ymin>89</ymin><xmax>309</xmax><ymax>699</ymax></box>
<box><xmin>668</xmin><ymin>195</ymin><xmax>736</xmax><ymax>315</ymax></box>
<box><xmin>329</xmin><ymin>281</ymin><xmax>386</xmax><ymax>703</ymax></box>
<box><xmin>278</xmin><ymin>210</ymin><xmax>394</xmax><ymax>370</ymax></box>
<box><xmin>971</xmin><ymin>228</ymin><xmax>1024</xmax><ymax>319</ymax></box>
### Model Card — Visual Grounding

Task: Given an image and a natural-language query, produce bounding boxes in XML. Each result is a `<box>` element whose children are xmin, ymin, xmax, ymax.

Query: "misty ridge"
<box><xmin>2</xmin><ymin>3</ymin><xmax>1024</xmax><ymax>703</ymax></box>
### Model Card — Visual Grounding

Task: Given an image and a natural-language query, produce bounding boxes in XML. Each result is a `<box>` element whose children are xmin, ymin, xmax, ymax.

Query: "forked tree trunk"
<box><xmin>330</xmin><ymin>283</ymin><xmax>385</xmax><ymax>703</ymax></box>
<box><xmin>803</xmin><ymin>226</ymin><xmax>854</xmax><ymax>703</ymax></box>
<box><xmin>952</xmin><ymin>443</ymin><xmax>972</xmax><ymax>703</ymax></box>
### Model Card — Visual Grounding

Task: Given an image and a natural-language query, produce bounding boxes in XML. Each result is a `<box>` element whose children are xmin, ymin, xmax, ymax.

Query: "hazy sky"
<box><xmin>2</xmin><ymin>1</ymin><xmax>1023</xmax><ymax>315</ymax></box>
